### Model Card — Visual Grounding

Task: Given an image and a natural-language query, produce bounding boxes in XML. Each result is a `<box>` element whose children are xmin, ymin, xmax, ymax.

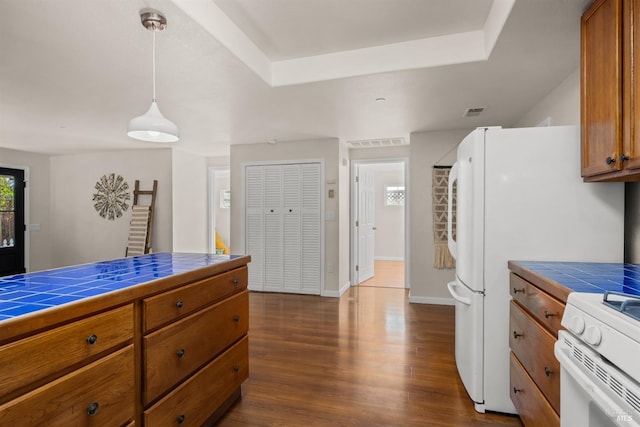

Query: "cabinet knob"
<box><xmin>177</xmin><ymin>349</ymin><xmax>185</xmax><ymax>358</ymax></box>
<box><xmin>233</xmin><ymin>278</ymin><xmax>239</xmax><ymax>286</ymax></box>
<box><xmin>544</xmin><ymin>310</ymin><xmax>556</xmax><ymax>318</ymax></box>
<box><xmin>544</xmin><ymin>366</ymin><xmax>554</xmax><ymax>377</ymax></box>
<box><xmin>176</xmin><ymin>300</ymin><xmax>184</xmax><ymax>309</ymax></box>
<box><xmin>620</xmin><ymin>154</ymin><xmax>630</xmax><ymax>163</ymax></box>
<box><xmin>86</xmin><ymin>334</ymin><xmax>98</xmax><ymax>345</ymax></box>
<box><xmin>513</xmin><ymin>287</ymin><xmax>525</xmax><ymax>294</ymax></box>
<box><xmin>86</xmin><ymin>402</ymin><xmax>100</xmax><ymax>416</ymax></box>
<box><xmin>606</xmin><ymin>156</ymin><xmax>616</xmax><ymax>165</ymax></box>
<box><xmin>177</xmin><ymin>414</ymin><xmax>186</xmax><ymax>424</ymax></box>
<box><xmin>270</xmin><ymin>209</ymin><xmax>274</xmax><ymax>213</ymax></box>
<box><xmin>289</xmin><ymin>209</ymin><xmax>293</xmax><ymax>213</ymax></box>
<box><xmin>513</xmin><ymin>387</ymin><xmax>523</xmax><ymax>394</ymax></box>
<box><xmin>233</xmin><ymin>365</ymin><xmax>240</xmax><ymax>373</ymax></box>
<box><xmin>513</xmin><ymin>331</ymin><xmax>524</xmax><ymax>339</ymax></box>
<box><xmin>233</xmin><ymin>315</ymin><xmax>240</xmax><ymax>323</ymax></box>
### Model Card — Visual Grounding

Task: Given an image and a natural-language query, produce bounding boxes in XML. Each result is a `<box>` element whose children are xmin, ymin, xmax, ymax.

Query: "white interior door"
<box><xmin>300</xmin><ymin>163</ymin><xmax>321</xmax><ymax>293</ymax></box>
<box><xmin>264</xmin><ymin>165</ymin><xmax>284</xmax><ymax>291</ymax></box>
<box><xmin>358</xmin><ymin>165</ymin><xmax>375</xmax><ymax>282</ymax></box>
<box><xmin>245</xmin><ymin>166</ymin><xmax>265</xmax><ymax>291</ymax></box>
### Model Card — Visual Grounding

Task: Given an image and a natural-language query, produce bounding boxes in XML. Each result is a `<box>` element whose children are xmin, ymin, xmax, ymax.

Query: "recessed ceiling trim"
<box><xmin>170</xmin><ymin>0</ymin><xmax>514</xmax><ymax>87</ymax></box>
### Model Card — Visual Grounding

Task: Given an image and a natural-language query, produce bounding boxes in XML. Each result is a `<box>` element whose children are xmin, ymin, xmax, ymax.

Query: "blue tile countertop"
<box><xmin>0</xmin><ymin>253</ymin><xmax>245</xmax><ymax>321</ymax></box>
<box><xmin>509</xmin><ymin>261</ymin><xmax>640</xmax><ymax>302</ymax></box>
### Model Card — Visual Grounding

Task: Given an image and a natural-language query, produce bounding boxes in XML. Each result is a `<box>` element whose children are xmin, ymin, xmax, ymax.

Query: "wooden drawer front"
<box><xmin>509</xmin><ymin>301</ymin><xmax>560</xmax><ymax>413</ymax></box>
<box><xmin>510</xmin><ymin>352</ymin><xmax>559</xmax><ymax>427</ymax></box>
<box><xmin>144</xmin><ymin>290</ymin><xmax>249</xmax><ymax>404</ymax></box>
<box><xmin>145</xmin><ymin>336</ymin><xmax>249</xmax><ymax>426</ymax></box>
<box><xmin>510</xmin><ymin>273</ymin><xmax>564</xmax><ymax>336</ymax></box>
<box><xmin>143</xmin><ymin>266</ymin><xmax>248</xmax><ymax>332</ymax></box>
<box><xmin>0</xmin><ymin>304</ymin><xmax>133</xmax><ymax>402</ymax></box>
<box><xmin>0</xmin><ymin>344</ymin><xmax>135</xmax><ymax>427</ymax></box>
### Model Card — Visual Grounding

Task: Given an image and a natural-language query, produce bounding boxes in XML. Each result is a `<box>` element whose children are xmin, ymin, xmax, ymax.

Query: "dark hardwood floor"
<box><xmin>218</xmin><ymin>287</ymin><xmax>522</xmax><ymax>426</ymax></box>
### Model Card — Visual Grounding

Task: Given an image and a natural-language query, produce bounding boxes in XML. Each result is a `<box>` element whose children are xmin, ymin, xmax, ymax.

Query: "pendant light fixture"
<box><xmin>127</xmin><ymin>9</ymin><xmax>179</xmax><ymax>143</ymax></box>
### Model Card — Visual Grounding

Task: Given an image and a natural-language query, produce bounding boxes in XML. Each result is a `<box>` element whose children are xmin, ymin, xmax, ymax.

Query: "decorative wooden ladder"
<box><xmin>126</xmin><ymin>180</ymin><xmax>157</xmax><ymax>256</ymax></box>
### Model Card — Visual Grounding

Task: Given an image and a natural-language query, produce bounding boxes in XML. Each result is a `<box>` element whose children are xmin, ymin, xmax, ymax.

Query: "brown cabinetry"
<box><xmin>0</xmin><ymin>256</ymin><xmax>250</xmax><ymax>427</ymax></box>
<box><xmin>582</xmin><ymin>0</ymin><xmax>640</xmax><ymax>181</ymax></box>
<box><xmin>508</xmin><ymin>272</ymin><xmax>566</xmax><ymax>427</ymax></box>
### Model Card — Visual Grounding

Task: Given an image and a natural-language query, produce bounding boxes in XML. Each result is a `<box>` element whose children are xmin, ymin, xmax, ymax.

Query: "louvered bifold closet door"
<box><xmin>301</xmin><ymin>163</ymin><xmax>321</xmax><ymax>294</ymax></box>
<box><xmin>264</xmin><ymin>166</ymin><xmax>284</xmax><ymax>291</ymax></box>
<box><xmin>282</xmin><ymin>165</ymin><xmax>302</xmax><ymax>292</ymax></box>
<box><xmin>246</xmin><ymin>166</ymin><xmax>265</xmax><ymax>291</ymax></box>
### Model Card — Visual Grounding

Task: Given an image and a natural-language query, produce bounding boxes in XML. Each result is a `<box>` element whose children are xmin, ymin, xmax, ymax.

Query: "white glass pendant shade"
<box><xmin>127</xmin><ymin>101</ymin><xmax>179</xmax><ymax>143</ymax></box>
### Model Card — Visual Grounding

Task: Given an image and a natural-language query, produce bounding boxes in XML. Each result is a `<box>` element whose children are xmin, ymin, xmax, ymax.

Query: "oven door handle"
<box><xmin>555</xmin><ymin>342</ymin><xmax>640</xmax><ymax>427</ymax></box>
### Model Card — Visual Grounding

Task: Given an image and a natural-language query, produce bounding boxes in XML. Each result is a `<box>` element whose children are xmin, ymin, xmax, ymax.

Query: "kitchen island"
<box><xmin>0</xmin><ymin>252</ymin><xmax>250</xmax><ymax>426</ymax></box>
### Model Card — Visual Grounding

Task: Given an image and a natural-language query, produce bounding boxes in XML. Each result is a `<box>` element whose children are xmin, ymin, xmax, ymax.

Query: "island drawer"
<box><xmin>510</xmin><ymin>273</ymin><xmax>564</xmax><ymax>336</ymax></box>
<box><xmin>509</xmin><ymin>300</ymin><xmax>560</xmax><ymax>413</ymax></box>
<box><xmin>143</xmin><ymin>290</ymin><xmax>249</xmax><ymax>404</ymax></box>
<box><xmin>143</xmin><ymin>266</ymin><xmax>248</xmax><ymax>332</ymax></box>
<box><xmin>144</xmin><ymin>336</ymin><xmax>249</xmax><ymax>426</ymax></box>
<box><xmin>0</xmin><ymin>303</ymin><xmax>133</xmax><ymax>401</ymax></box>
<box><xmin>0</xmin><ymin>345</ymin><xmax>135</xmax><ymax>426</ymax></box>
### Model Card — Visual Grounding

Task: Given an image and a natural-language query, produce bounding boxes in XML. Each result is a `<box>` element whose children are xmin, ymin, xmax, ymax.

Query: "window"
<box><xmin>385</xmin><ymin>185</ymin><xmax>405</xmax><ymax>206</ymax></box>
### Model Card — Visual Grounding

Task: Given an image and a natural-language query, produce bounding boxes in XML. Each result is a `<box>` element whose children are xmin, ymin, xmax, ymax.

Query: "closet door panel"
<box><xmin>301</xmin><ymin>164</ymin><xmax>321</xmax><ymax>294</ymax></box>
<box><xmin>283</xmin><ymin>165</ymin><xmax>302</xmax><ymax>291</ymax></box>
<box><xmin>245</xmin><ymin>166</ymin><xmax>264</xmax><ymax>291</ymax></box>
<box><xmin>264</xmin><ymin>166</ymin><xmax>283</xmax><ymax>291</ymax></box>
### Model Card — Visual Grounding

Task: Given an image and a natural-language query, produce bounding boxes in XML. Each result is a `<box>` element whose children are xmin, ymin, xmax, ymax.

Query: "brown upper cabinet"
<box><xmin>582</xmin><ymin>0</ymin><xmax>640</xmax><ymax>181</ymax></box>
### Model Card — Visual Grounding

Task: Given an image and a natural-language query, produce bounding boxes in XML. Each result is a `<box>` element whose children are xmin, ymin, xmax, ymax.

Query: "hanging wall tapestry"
<box><xmin>92</xmin><ymin>173</ymin><xmax>130</xmax><ymax>220</ymax></box>
<box><xmin>432</xmin><ymin>166</ymin><xmax>456</xmax><ymax>269</ymax></box>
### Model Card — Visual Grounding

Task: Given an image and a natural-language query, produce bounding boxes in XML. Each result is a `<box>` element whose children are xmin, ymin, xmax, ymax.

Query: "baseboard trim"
<box><xmin>374</xmin><ymin>256</ymin><xmax>404</xmax><ymax>261</ymax></box>
<box><xmin>322</xmin><ymin>281</ymin><xmax>351</xmax><ymax>298</ymax></box>
<box><xmin>408</xmin><ymin>295</ymin><xmax>455</xmax><ymax>306</ymax></box>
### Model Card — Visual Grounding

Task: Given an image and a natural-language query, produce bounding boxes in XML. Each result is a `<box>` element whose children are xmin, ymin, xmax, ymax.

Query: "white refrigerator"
<box><xmin>446</xmin><ymin>126</ymin><xmax>624</xmax><ymax>414</ymax></box>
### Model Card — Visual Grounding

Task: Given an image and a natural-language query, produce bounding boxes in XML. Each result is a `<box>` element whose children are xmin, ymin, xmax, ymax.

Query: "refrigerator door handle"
<box><xmin>447</xmin><ymin>281</ymin><xmax>471</xmax><ymax>306</ymax></box>
<box><xmin>447</xmin><ymin>162</ymin><xmax>459</xmax><ymax>260</ymax></box>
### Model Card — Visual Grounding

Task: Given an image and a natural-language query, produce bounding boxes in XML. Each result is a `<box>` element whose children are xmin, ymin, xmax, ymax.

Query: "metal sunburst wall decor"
<box><xmin>92</xmin><ymin>173</ymin><xmax>131</xmax><ymax>220</ymax></box>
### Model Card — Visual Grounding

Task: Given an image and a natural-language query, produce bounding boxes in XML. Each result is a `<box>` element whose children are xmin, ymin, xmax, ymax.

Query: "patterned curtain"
<box><xmin>432</xmin><ymin>166</ymin><xmax>456</xmax><ymax>269</ymax></box>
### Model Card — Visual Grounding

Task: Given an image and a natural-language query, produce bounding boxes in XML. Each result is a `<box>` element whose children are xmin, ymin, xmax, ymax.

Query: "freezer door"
<box><xmin>447</xmin><ymin>279</ymin><xmax>485</xmax><ymax>412</ymax></box>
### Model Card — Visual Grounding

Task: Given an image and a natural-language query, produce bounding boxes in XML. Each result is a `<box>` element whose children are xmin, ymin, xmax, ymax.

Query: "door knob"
<box><xmin>372</xmin><ymin>227</ymin><xmax>377</xmax><ymax>230</ymax></box>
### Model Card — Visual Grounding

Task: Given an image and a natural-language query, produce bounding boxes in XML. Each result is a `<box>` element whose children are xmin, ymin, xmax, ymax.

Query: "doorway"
<box><xmin>0</xmin><ymin>167</ymin><xmax>25</xmax><ymax>276</ymax></box>
<box><xmin>352</xmin><ymin>160</ymin><xmax>407</xmax><ymax>289</ymax></box>
<box><xmin>209</xmin><ymin>167</ymin><xmax>231</xmax><ymax>254</ymax></box>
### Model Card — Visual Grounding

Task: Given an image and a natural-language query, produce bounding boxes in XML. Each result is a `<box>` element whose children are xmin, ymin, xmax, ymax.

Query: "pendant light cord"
<box><xmin>152</xmin><ymin>25</ymin><xmax>157</xmax><ymax>102</ymax></box>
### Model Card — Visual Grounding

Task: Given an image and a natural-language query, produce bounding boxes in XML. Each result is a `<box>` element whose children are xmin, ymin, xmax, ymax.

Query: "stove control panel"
<box><xmin>568</xmin><ymin>315</ymin><xmax>585</xmax><ymax>335</ymax></box>
<box><xmin>583</xmin><ymin>324</ymin><xmax>602</xmax><ymax>346</ymax></box>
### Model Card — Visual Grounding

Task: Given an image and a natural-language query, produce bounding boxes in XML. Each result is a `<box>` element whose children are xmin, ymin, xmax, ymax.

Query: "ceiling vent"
<box><xmin>463</xmin><ymin>107</ymin><xmax>486</xmax><ymax>117</ymax></box>
<box><xmin>347</xmin><ymin>137</ymin><xmax>406</xmax><ymax>149</ymax></box>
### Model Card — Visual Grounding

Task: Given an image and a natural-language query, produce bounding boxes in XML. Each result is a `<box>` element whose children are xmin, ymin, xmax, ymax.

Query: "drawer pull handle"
<box><xmin>513</xmin><ymin>331</ymin><xmax>524</xmax><ymax>339</ymax></box>
<box><xmin>233</xmin><ymin>278</ymin><xmax>239</xmax><ymax>286</ymax></box>
<box><xmin>177</xmin><ymin>349</ymin><xmax>186</xmax><ymax>358</ymax></box>
<box><xmin>606</xmin><ymin>156</ymin><xmax>616</xmax><ymax>165</ymax></box>
<box><xmin>233</xmin><ymin>315</ymin><xmax>240</xmax><ymax>323</ymax></box>
<box><xmin>513</xmin><ymin>387</ymin><xmax>522</xmax><ymax>394</ymax></box>
<box><xmin>176</xmin><ymin>300</ymin><xmax>184</xmax><ymax>309</ymax></box>
<box><xmin>544</xmin><ymin>366</ymin><xmax>554</xmax><ymax>377</ymax></box>
<box><xmin>544</xmin><ymin>310</ymin><xmax>556</xmax><ymax>318</ymax></box>
<box><xmin>233</xmin><ymin>365</ymin><xmax>240</xmax><ymax>373</ymax></box>
<box><xmin>86</xmin><ymin>334</ymin><xmax>98</xmax><ymax>345</ymax></box>
<box><xmin>86</xmin><ymin>402</ymin><xmax>100</xmax><ymax>416</ymax></box>
<box><xmin>513</xmin><ymin>287</ymin><xmax>525</xmax><ymax>294</ymax></box>
<box><xmin>177</xmin><ymin>415</ymin><xmax>186</xmax><ymax>424</ymax></box>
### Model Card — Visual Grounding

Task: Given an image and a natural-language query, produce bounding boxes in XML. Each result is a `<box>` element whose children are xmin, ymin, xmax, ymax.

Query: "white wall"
<box><xmin>172</xmin><ymin>150</ymin><xmax>208</xmax><ymax>253</ymax></box>
<box><xmin>50</xmin><ymin>149</ymin><xmax>173</xmax><ymax>267</ymax></box>
<box><xmin>338</xmin><ymin>141</ymin><xmax>350</xmax><ymax>291</ymax></box>
<box><xmin>514</xmin><ymin>67</ymin><xmax>580</xmax><ymax>128</ymax></box>
<box><xmin>408</xmin><ymin>130</ymin><xmax>469</xmax><ymax>303</ymax></box>
<box><xmin>230</xmin><ymin>138</ymin><xmax>345</xmax><ymax>295</ymax></box>
<box><xmin>0</xmin><ymin>147</ymin><xmax>52</xmax><ymax>272</ymax></box>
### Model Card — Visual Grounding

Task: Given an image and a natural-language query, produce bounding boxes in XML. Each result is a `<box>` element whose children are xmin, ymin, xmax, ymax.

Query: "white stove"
<box><xmin>555</xmin><ymin>291</ymin><xmax>640</xmax><ymax>427</ymax></box>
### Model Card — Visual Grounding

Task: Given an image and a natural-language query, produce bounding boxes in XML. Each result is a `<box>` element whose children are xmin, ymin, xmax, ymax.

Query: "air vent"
<box><xmin>347</xmin><ymin>137</ymin><xmax>406</xmax><ymax>149</ymax></box>
<box><xmin>463</xmin><ymin>107</ymin><xmax>486</xmax><ymax>117</ymax></box>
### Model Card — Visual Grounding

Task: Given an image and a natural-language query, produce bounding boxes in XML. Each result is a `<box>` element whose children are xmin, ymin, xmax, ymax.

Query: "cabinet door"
<box><xmin>581</xmin><ymin>0</ymin><xmax>623</xmax><ymax>177</ymax></box>
<box><xmin>283</xmin><ymin>165</ymin><xmax>302</xmax><ymax>292</ymax></box>
<box><xmin>264</xmin><ymin>166</ymin><xmax>284</xmax><ymax>291</ymax></box>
